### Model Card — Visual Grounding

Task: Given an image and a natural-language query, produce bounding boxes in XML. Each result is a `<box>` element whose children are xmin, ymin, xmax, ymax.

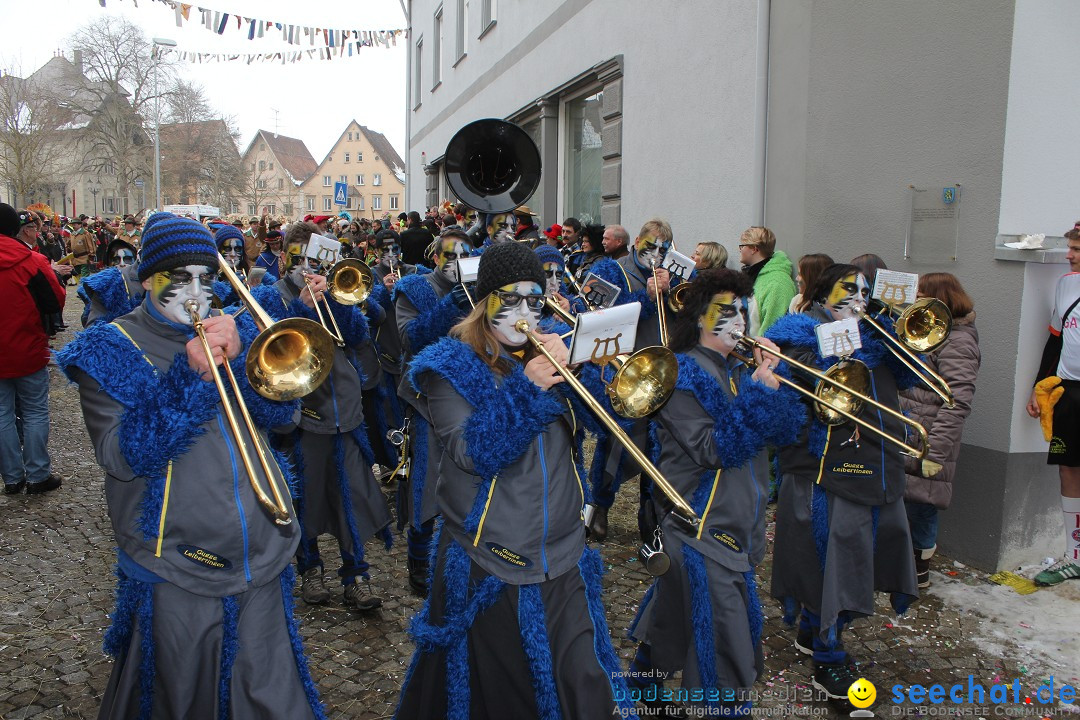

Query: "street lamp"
<box><xmin>88</xmin><ymin>180</ymin><xmax>101</xmax><ymax>214</ymax></box>
<box><xmin>152</xmin><ymin>37</ymin><xmax>177</xmax><ymax>211</ymax></box>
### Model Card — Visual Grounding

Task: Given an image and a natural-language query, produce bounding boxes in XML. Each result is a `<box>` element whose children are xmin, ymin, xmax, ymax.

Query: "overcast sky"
<box><xmin>0</xmin><ymin>0</ymin><xmax>408</xmax><ymax>162</ymax></box>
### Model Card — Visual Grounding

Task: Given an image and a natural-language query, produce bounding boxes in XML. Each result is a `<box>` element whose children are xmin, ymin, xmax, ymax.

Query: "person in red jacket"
<box><xmin>0</xmin><ymin>203</ymin><xmax>66</xmax><ymax>494</ymax></box>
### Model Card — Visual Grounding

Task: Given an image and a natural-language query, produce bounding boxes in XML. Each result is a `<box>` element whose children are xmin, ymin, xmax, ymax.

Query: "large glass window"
<box><xmin>564</xmin><ymin>91</ymin><xmax>603</xmax><ymax>226</ymax></box>
<box><xmin>522</xmin><ymin>117</ymin><xmax>543</xmax><ymax>219</ymax></box>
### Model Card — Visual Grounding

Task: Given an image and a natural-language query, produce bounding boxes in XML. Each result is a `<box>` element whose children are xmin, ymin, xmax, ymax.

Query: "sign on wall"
<box><xmin>905</xmin><ymin>184</ymin><xmax>961</xmax><ymax>263</ymax></box>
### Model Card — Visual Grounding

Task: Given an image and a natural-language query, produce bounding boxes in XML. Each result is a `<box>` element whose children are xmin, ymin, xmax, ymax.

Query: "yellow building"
<box><xmin>299</xmin><ymin>121</ymin><xmax>405</xmax><ymax>219</ymax></box>
<box><xmin>239</xmin><ymin>130</ymin><xmax>318</xmax><ymax>218</ymax></box>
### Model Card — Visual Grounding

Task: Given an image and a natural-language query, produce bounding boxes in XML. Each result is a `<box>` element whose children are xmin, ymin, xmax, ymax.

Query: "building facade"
<box><xmin>405</xmin><ymin>0</ymin><xmax>1080</xmax><ymax>572</ymax></box>
<box><xmin>239</xmin><ymin>130</ymin><xmax>318</xmax><ymax>218</ymax></box>
<box><xmin>298</xmin><ymin>120</ymin><xmax>405</xmax><ymax>219</ymax></box>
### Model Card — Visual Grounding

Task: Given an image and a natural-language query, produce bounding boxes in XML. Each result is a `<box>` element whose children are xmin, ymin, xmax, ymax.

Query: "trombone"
<box><xmin>304</xmin><ymin>258</ymin><xmax>373</xmax><ymax>346</ymax></box>
<box><xmin>857</xmin><ymin>298</ymin><xmax>955</xmax><ymax>408</ymax></box>
<box><xmin>515</xmin><ymin>319</ymin><xmax>700</xmax><ymax>529</ymax></box>
<box><xmin>730</xmin><ymin>330</ymin><xmax>941</xmax><ymax>474</ymax></box>
<box><xmin>649</xmin><ymin>259</ymin><xmax>671</xmax><ymax>346</ymax></box>
<box><xmin>542</xmin><ymin>297</ymin><xmax>679</xmax><ymax>420</ymax></box>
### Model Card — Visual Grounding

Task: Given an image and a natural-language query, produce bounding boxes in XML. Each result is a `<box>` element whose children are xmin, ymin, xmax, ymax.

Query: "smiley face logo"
<box><xmin>847</xmin><ymin>677</ymin><xmax>876</xmax><ymax>708</ymax></box>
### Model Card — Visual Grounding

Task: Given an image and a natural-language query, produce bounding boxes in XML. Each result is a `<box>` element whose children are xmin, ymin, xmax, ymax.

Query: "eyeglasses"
<box><xmin>492</xmin><ymin>291</ymin><xmax>544</xmax><ymax>310</ymax></box>
<box><xmin>162</xmin><ymin>269</ymin><xmax>216</xmax><ymax>286</ymax></box>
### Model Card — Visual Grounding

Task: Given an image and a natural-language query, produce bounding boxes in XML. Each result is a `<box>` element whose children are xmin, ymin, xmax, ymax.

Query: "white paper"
<box><xmin>579</xmin><ymin>272</ymin><xmax>622</xmax><ymax>309</ymax></box>
<box><xmin>661</xmin><ymin>249</ymin><xmax>695</xmax><ymax>282</ymax></box>
<box><xmin>457</xmin><ymin>256</ymin><xmax>481</xmax><ymax>284</ymax></box>
<box><xmin>872</xmin><ymin>270</ymin><xmax>919</xmax><ymax>307</ymax></box>
<box><xmin>569</xmin><ymin>302</ymin><xmax>641</xmax><ymax>366</ymax></box>
<box><xmin>1003</xmin><ymin>233</ymin><xmax>1046</xmax><ymax>250</ymax></box>
<box><xmin>305</xmin><ymin>234</ymin><xmax>341</xmax><ymax>265</ymax></box>
<box><xmin>815</xmin><ymin>317</ymin><xmax>862</xmax><ymax>358</ymax></box>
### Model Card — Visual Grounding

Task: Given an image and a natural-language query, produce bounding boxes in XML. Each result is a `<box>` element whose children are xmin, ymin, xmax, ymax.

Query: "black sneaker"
<box><xmin>812</xmin><ymin>661</ymin><xmax>859</xmax><ymax>700</ymax></box>
<box><xmin>344</xmin><ymin>578</ymin><xmax>383</xmax><ymax>611</ymax></box>
<box><xmin>4</xmin><ymin>481</ymin><xmax>25</xmax><ymax>495</ymax></box>
<box><xmin>794</xmin><ymin>626</ymin><xmax>813</xmax><ymax>656</ymax></box>
<box><xmin>26</xmin><ymin>475</ymin><xmax>62</xmax><ymax>494</ymax></box>
<box><xmin>407</xmin><ymin>556</ymin><xmax>429</xmax><ymax>597</ymax></box>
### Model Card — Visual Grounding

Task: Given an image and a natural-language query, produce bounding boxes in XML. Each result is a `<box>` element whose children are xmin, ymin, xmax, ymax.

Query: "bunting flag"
<box><xmin>92</xmin><ymin>0</ymin><xmax>406</xmax><ymax>51</ymax></box>
<box><xmin>155</xmin><ymin>36</ymin><xmax>405</xmax><ymax>64</ymax></box>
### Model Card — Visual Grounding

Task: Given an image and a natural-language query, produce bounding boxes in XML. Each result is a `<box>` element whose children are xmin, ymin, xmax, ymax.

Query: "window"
<box><xmin>357</xmin><ymin>151</ymin><xmax>363</xmax><ymax>162</ymax></box>
<box><xmin>230</xmin><ymin>203</ymin><xmax>239</xmax><ymax>214</ymax></box>
<box><xmin>357</xmin><ymin>195</ymin><xmax>365</xmax><ymax>211</ymax></box>
<box><xmin>323</xmin><ymin>175</ymin><xmax>332</xmax><ymax>187</ymax></box>
<box><xmin>250</xmin><ymin>163</ymin><xmax>256</xmax><ymax>171</ymax></box>
<box><xmin>390</xmin><ymin>194</ymin><xmax>400</xmax><ymax>210</ymax></box>
<box><xmin>260</xmin><ymin>143</ymin><xmax>265</xmax><ymax>151</ymax></box>
<box><xmin>258</xmin><ymin>160</ymin><xmax>266</xmax><ymax>171</ymax></box>
<box><xmin>480</xmin><ymin>0</ymin><xmax>496</xmax><ymax>36</ymax></box>
<box><xmin>345</xmin><ymin>152</ymin><xmax>350</xmax><ymax>163</ymax></box>
<box><xmin>432</xmin><ymin>7</ymin><xmax>443</xmax><ymax>89</ymax></box>
<box><xmin>456</xmin><ymin>0</ymin><xmax>468</xmax><ymax>62</ymax></box>
<box><xmin>283</xmin><ymin>203</ymin><xmax>293</xmax><ymax>215</ymax></box>
<box><xmin>266</xmin><ymin>204</ymin><xmax>276</xmax><ymax>215</ymax></box>
<box><xmin>257</xmin><ymin>180</ymin><xmax>267</xmax><ymax>189</ymax></box>
<box><xmin>372</xmin><ymin>195</ymin><xmax>382</xmax><ymax>210</ymax></box>
<box><xmin>269</xmin><ymin>162</ymin><xmax>274</xmax><ymax>170</ymax></box>
<box><xmin>305</xmin><ymin>196</ymin><xmax>315</xmax><ymax>211</ymax></box>
<box><xmin>323</xmin><ymin>196</ymin><xmax>332</xmax><ymax>211</ymax></box>
<box><xmin>348</xmin><ymin>132</ymin><xmax>353</xmax><ymax>141</ymax></box>
<box><xmin>373</xmin><ymin>173</ymin><xmax>382</xmax><ymax>186</ymax></box>
<box><xmin>564</xmin><ymin>90</ymin><xmax>604</xmax><ymax>225</ymax></box>
<box><xmin>248</xmin><ymin>204</ymin><xmax>257</xmax><ymax>215</ymax></box>
<box><xmin>340</xmin><ymin>175</ymin><xmax>348</xmax><ymax>183</ymax></box>
<box><xmin>414</xmin><ymin>38</ymin><xmax>423</xmax><ymax>108</ymax></box>
<box><xmin>356</xmin><ymin>174</ymin><xmax>364</xmax><ymax>185</ymax></box>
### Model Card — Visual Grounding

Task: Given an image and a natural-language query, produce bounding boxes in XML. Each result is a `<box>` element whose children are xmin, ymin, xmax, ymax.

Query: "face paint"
<box><xmin>827</xmin><ymin>273</ymin><xmax>870</xmax><ymax>320</ymax></box>
<box><xmin>148</xmin><ymin>264</ymin><xmax>216</xmax><ymax>325</ymax></box>
<box><xmin>700</xmin><ymin>291</ymin><xmax>747</xmax><ymax>353</ymax></box>
<box><xmin>436</xmin><ymin>239</ymin><xmax>471</xmax><ymax>283</ymax></box>
<box><xmin>542</xmin><ymin>262</ymin><xmax>562</xmax><ymax>296</ymax></box>
<box><xmin>221</xmin><ymin>239</ymin><xmax>244</xmax><ymax>269</ymax></box>
<box><xmin>384</xmin><ymin>244</ymin><xmax>400</xmax><ymax>260</ymax></box>
<box><xmin>487</xmin><ymin>213</ymin><xmax>513</xmax><ymax>243</ymax></box>
<box><xmin>635</xmin><ymin>234</ymin><xmax>668</xmax><ymax>268</ymax></box>
<box><xmin>486</xmin><ymin>281</ymin><xmax>544</xmax><ymax>347</ymax></box>
<box><xmin>110</xmin><ymin>249</ymin><xmax>136</xmax><ymax>268</ymax></box>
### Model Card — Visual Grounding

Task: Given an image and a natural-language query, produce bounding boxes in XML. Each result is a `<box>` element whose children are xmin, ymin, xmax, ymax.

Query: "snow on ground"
<box><xmin>928</xmin><ymin>561</ymin><xmax>1080</xmax><ymax>687</ymax></box>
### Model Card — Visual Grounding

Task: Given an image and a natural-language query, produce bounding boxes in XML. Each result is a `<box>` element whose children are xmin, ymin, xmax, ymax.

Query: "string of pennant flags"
<box><xmin>97</xmin><ymin>0</ymin><xmax>407</xmax><ymax>62</ymax></box>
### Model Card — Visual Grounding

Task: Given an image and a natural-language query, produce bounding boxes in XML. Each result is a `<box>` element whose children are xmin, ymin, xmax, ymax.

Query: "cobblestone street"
<box><xmin>2</xmin><ymin>305</ymin><xmax>1079</xmax><ymax>719</ymax></box>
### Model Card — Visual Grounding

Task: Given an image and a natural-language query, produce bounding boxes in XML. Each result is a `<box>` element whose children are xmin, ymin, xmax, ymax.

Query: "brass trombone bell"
<box><xmin>667</xmin><ymin>283</ymin><xmax>692</xmax><ymax>314</ymax></box>
<box><xmin>327</xmin><ymin>258</ymin><xmax>373</xmax><ymax>306</ymax></box>
<box><xmin>857</xmin><ymin>298</ymin><xmax>954</xmax><ymax>408</ymax></box>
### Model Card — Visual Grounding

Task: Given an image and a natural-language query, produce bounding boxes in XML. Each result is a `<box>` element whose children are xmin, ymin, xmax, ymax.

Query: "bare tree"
<box><xmin>67</xmin><ymin>17</ymin><xmax>174</xmax><ymax>211</ymax></box>
<box><xmin>0</xmin><ymin>70</ymin><xmax>70</xmax><ymax>206</ymax></box>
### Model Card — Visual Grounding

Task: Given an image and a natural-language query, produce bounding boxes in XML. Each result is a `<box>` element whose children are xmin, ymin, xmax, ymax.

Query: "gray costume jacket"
<box><xmin>56</xmin><ymin>304</ymin><xmax>300</xmax><ymax>596</ymax></box>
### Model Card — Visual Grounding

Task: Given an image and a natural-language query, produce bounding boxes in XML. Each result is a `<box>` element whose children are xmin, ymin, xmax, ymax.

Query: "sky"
<box><xmin>0</xmin><ymin>0</ymin><xmax>408</xmax><ymax>162</ymax></box>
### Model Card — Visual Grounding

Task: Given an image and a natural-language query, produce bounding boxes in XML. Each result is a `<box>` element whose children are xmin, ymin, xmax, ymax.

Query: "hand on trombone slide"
<box><xmin>550</xmin><ymin>291</ymin><xmax>572</xmax><ymax>314</ymax></box>
<box><xmin>524</xmin><ymin>332</ymin><xmax>572</xmax><ymax>390</ymax></box>
<box><xmin>646</xmin><ymin>267</ymin><xmax>671</xmax><ymax>301</ymax></box>
<box><xmin>382</xmin><ymin>272</ymin><xmax>399</xmax><ymax>290</ymax></box>
<box><xmin>749</xmin><ymin>337</ymin><xmax>782</xmax><ymax>390</ymax></box>
<box><xmin>186</xmin><ymin>314</ymin><xmax>241</xmax><ymax>382</ymax></box>
<box><xmin>300</xmin><ymin>273</ymin><xmax>328</xmax><ymax>308</ymax></box>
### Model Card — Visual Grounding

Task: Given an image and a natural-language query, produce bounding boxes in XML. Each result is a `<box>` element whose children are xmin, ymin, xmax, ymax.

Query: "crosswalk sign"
<box><xmin>334</xmin><ymin>181</ymin><xmax>348</xmax><ymax>206</ymax></box>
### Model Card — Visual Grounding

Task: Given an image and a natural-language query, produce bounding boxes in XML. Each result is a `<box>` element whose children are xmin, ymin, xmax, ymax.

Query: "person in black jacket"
<box><xmin>399</xmin><ymin>211</ymin><xmax>435</xmax><ymax>267</ymax></box>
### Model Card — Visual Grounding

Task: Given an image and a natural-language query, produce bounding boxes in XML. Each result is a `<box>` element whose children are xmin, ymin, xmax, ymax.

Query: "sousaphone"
<box><xmin>444</xmin><ymin>119</ymin><xmax>542</xmax><ymax>214</ymax></box>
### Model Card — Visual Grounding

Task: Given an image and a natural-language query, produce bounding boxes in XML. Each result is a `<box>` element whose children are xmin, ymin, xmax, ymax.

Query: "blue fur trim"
<box><xmin>334</xmin><ymin>434</ymin><xmax>367</xmax><ymax>578</ymax></box>
<box><xmin>405</xmin><ymin>538</ymin><xmax>505</xmax><ymax>719</ymax></box>
<box><xmin>213</xmin><ymin>279</ymin><xmax>237</xmax><ymax>308</ymax></box>
<box><xmin>675</xmin><ymin>354</ymin><xmax>806</xmax><ymax>470</ymax></box>
<box><xmin>55</xmin><ymin>321</ymin><xmax>159</xmax><ymax>406</ymax></box>
<box><xmin>78</xmin><ymin>267</ymin><xmax>141</xmax><ymax>326</ymax></box>
<box><xmin>249</xmin><ymin>284</ymin><xmax>290</xmax><ymax>322</ymax></box>
<box><xmin>136</xmin><ymin>581</ymin><xmax>155</xmax><ymax>720</ymax></box>
<box><xmin>217</xmin><ymin>595</ymin><xmax>239</xmax><ymax>719</ymax></box>
<box><xmin>408</xmin><ymin>337</ymin><xmax>566</xmax><ymax>481</ymax></box>
<box><xmin>103</xmin><ymin>565</ymin><xmax>140</xmax><ymax>658</ymax></box>
<box><xmin>325</xmin><ymin>297</ymin><xmax>369</xmax><ymax>347</ymax></box>
<box><xmin>517</xmin><ymin>584</ymin><xmax>562</xmax><ymax>720</ymax></box>
<box><xmin>371</xmin><ymin>378</ymin><xmax>397</xmax><ymax>463</ymax></box>
<box><xmin>279</xmin><ymin>565</ymin><xmax>329</xmax><ymax>720</ymax></box>
<box><xmin>811</xmin><ymin>484</ymin><xmax>829</xmax><ymax>570</ymax></box>
<box><xmin>585</xmin><ymin>258</ymin><xmax>625</xmax><ymax>292</ymax></box>
<box><xmin>744</xmin><ymin>570</ymin><xmax>764</xmax><ymax>650</ymax></box>
<box><xmin>410</xmin><ymin>415</ymin><xmax>429</xmax><ymax>529</ymax></box>
<box><xmin>781</xmin><ymin>596</ymin><xmax>799</xmax><ymax>627</ymax></box>
<box><xmin>395</xmin><ymin>274</ymin><xmax>463</xmax><ymax>353</ymax></box>
<box><xmin>683</xmin><ymin>545</ymin><xmax>719</xmax><ymax>706</ymax></box>
<box><xmin>227</xmin><ymin>317</ymin><xmax>300</xmax><ymax>430</ymax></box>
<box><xmin>370</xmin><ymin>282</ymin><xmax>391</xmax><ymax>315</ymax></box>
<box><xmin>579</xmin><ymin>548</ymin><xmax>636</xmax><ymax>714</ymax></box>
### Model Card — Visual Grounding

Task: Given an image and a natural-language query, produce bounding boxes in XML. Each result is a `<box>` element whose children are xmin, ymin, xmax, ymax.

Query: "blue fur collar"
<box><xmin>407</xmin><ymin>336</ymin><xmax>566</xmax><ymax>481</ymax></box>
<box><xmin>78</xmin><ymin>267</ymin><xmax>142</xmax><ymax>324</ymax></box>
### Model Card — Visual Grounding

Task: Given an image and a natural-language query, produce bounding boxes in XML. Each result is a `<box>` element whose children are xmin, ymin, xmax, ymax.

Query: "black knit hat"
<box><xmin>138</xmin><ymin>213</ymin><xmax>218</xmax><ymax>281</ymax></box>
<box><xmin>0</xmin><ymin>203</ymin><xmax>19</xmax><ymax>237</ymax></box>
<box><xmin>475</xmin><ymin>241</ymin><xmax>546</xmax><ymax>301</ymax></box>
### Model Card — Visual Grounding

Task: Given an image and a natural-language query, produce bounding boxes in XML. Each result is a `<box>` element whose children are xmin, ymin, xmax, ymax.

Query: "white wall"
<box><xmin>997</xmin><ymin>0</ymin><xmax>1080</xmax><ymax>236</ymax></box>
<box><xmin>407</xmin><ymin>0</ymin><xmax>766</xmax><ymax>241</ymax></box>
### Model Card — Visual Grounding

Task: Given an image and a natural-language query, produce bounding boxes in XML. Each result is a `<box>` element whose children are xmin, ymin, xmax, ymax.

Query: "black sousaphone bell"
<box><xmin>444</xmin><ymin>119</ymin><xmax>542</xmax><ymax>214</ymax></box>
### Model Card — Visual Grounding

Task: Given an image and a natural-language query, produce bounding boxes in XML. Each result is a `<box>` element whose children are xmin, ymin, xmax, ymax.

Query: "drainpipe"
<box><xmin>403</xmin><ymin>0</ymin><xmax>413</xmax><ymax>211</ymax></box>
<box><xmin>752</xmin><ymin>0</ymin><xmax>771</xmax><ymax>225</ymax></box>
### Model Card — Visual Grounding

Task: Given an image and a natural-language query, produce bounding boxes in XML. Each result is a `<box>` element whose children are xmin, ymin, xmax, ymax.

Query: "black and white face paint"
<box><xmin>220</xmin><ymin>238</ymin><xmax>244</xmax><ymax>269</ymax></box>
<box><xmin>486</xmin><ymin>281</ymin><xmax>544</xmax><ymax>347</ymax></box>
<box><xmin>436</xmin><ymin>238</ymin><xmax>471</xmax><ymax>284</ymax></box>
<box><xmin>700</xmin><ymin>291</ymin><xmax>748</xmax><ymax>354</ymax></box>
<box><xmin>110</xmin><ymin>248</ymin><xmax>136</xmax><ymax>268</ymax></box>
<box><xmin>542</xmin><ymin>262</ymin><xmax>562</xmax><ymax>297</ymax></box>
<box><xmin>827</xmin><ymin>273</ymin><xmax>870</xmax><ymax>321</ymax></box>
<box><xmin>147</xmin><ymin>264</ymin><xmax>216</xmax><ymax>325</ymax></box>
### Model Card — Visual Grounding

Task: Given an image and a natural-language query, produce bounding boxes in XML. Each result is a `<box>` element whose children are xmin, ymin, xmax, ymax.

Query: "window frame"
<box><xmin>432</xmin><ymin>6</ymin><xmax>444</xmax><ymax>91</ymax></box>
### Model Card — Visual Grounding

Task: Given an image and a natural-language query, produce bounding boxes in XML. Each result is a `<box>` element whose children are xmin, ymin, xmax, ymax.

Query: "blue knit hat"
<box><xmin>138</xmin><ymin>213</ymin><xmax>218</xmax><ymax>281</ymax></box>
<box><xmin>534</xmin><ymin>243</ymin><xmax>565</xmax><ymax>270</ymax></box>
<box><xmin>214</xmin><ymin>224</ymin><xmax>245</xmax><ymax>249</ymax></box>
